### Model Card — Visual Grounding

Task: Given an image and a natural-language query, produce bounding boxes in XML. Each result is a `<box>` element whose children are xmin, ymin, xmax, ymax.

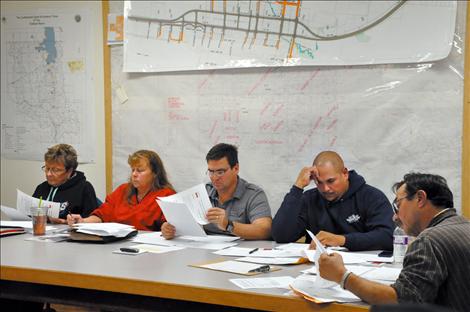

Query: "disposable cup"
<box><xmin>30</xmin><ymin>206</ymin><xmax>49</xmax><ymax>236</ymax></box>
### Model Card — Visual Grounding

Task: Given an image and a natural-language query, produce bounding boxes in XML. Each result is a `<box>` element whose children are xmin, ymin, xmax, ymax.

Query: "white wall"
<box><xmin>0</xmin><ymin>1</ymin><xmax>106</xmax><ymax>208</ymax></box>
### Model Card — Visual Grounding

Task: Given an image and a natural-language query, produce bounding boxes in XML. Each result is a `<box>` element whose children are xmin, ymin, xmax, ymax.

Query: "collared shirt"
<box><xmin>203</xmin><ymin>177</ymin><xmax>272</xmax><ymax>235</ymax></box>
<box><xmin>391</xmin><ymin>209</ymin><xmax>470</xmax><ymax>311</ymax></box>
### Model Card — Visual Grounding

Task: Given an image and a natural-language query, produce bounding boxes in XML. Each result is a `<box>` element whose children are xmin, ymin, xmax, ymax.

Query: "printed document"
<box><xmin>230</xmin><ymin>276</ymin><xmax>295</xmax><ymax>289</ymax></box>
<box><xmin>157</xmin><ymin>183</ymin><xmax>212</xmax><ymax>237</ymax></box>
<box><xmin>305</xmin><ymin>229</ymin><xmax>337</xmax><ymax>288</ymax></box>
<box><xmin>16</xmin><ymin>189</ymin><xmax>62</xmax><ymax>218</ymax></box>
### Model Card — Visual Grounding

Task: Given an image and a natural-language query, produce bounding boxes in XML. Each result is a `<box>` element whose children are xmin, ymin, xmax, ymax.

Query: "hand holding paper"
<box><xmin>306</xmin><ymin>229</ymin><xmax>337</xmax><ymax>288</ymax></box>
<box><xmin>157</xmin><ymin>184</ymin><xmax>212</xmax><ymax>237</ymax></box>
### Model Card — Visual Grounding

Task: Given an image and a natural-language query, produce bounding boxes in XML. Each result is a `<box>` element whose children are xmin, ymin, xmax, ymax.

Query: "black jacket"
<box><xmin>32</xmin><ymin>171</ymin><xmax>99</xmax><ymax>219</ymax></box>
<box><xmin>272</xmin><ymin>170</ymin><xmax>394</xmax><ymax>251</ymax></box>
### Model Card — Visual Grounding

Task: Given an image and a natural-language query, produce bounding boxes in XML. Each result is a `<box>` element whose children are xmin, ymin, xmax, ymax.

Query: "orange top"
<box><xmin>92</xmin><ymin>183</ymin><xmax>175</xmax><ymax>231</ymax></box>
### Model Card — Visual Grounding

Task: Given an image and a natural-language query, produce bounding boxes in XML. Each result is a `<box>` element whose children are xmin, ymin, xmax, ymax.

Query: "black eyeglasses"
<box><xmin>392</xmin><ymin>193</ymin><xmax>415</xmax><ymax>214</ymax></box>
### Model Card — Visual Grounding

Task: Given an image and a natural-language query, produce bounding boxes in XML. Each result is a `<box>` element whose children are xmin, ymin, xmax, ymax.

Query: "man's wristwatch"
<box><xmin>226</xmin><ymin>220</ymin><xmax>234</xmax><ymax>233</ymax></box>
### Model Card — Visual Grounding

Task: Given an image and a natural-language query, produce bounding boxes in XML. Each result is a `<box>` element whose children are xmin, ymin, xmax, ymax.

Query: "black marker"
<box><xmin>120</xmin><ymin>247</ymin><xmax>139</xmax><ymax>253</ymax></box>
<box><xmin>248</xmin><ymin>248</ymin><xmax>259</xmax><ymax>254</ymax></box>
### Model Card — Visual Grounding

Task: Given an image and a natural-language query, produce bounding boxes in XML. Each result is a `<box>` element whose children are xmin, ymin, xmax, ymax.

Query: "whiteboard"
<box><xmin>109</xmin><ymin>1</ymin><xmax>465</xmax><ymax>215</ymax></box>
<box><xmin>123</xmin><ymin>1</ymin><xmax>457</xmax><ymax>71</ymax></box>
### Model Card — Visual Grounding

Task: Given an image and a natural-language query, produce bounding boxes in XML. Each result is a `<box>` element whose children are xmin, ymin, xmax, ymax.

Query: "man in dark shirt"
<box><xmin>318</xmin><ymin>172</ymin><xmax>470</xmax><ymax>311</ymax></box>
<box><xmin>272</xmin><ymin>151</ymin><xmax>394</xmax><ymax>251</ymax></box>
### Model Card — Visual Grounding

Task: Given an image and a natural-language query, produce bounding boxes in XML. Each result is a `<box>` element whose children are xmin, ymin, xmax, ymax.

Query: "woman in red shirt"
<box><xmin>68</xmin><ymin>150</ymin><xmax>175</xmax><ymax>231</ymax></box>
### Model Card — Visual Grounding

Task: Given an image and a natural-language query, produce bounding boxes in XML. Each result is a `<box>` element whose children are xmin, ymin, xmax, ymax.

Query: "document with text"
<box><xmin>16</xmin><ymin>189</ymin><xmax>62</xmax><ymax>218</ymax></box>
<box><xmin>157</xmin><ymin>183</ymin><xmax>212</xmax><ymax>237</ymax></box>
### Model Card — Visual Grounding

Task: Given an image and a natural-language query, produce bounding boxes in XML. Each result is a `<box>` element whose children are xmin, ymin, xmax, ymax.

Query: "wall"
<box><xmin>0</xmin><ymin>0</ymin><xmax>106</xmax><ymax>207</ymax></box>
<box><xmin>109</xmin><ymin>1</ymin><xmax>466</xmax><ymax>215</ymax></box>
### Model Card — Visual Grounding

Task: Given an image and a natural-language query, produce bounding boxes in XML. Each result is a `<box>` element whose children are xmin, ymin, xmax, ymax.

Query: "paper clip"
<box><xmin>248</xmin><ymin>265</ymin><xmax>271</xmax><ymax>273</ymax></box>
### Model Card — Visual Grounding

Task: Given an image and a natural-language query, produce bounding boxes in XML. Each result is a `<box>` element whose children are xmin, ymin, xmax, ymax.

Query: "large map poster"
<box><xmin>123</xmin><ymin>0</ymin><xmax>456</xmax><ymax>72</ymax></box>
<box><xmin>1</xmin><ymin>9</ymin><xmax>96</xmax><ymax>162</ymax></box>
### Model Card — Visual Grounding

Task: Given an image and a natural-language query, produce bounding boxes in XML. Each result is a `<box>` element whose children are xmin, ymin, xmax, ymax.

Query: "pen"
<box><xmin>248</xmin><ymin>247</ymin><xmax>259</xmax><ymax>254</ymax></box>
<box><xmin>248</xmin><ymin>265</ymin><xmax>270</xmax><ymax>273</ymax></box>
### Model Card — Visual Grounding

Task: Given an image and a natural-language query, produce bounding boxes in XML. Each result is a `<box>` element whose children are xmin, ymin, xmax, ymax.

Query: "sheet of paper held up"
<box><xmin>306</xmin><ymin>229</ymin><xmax>337</xmax><ymax>289</ymax></box>
<box><xmin>157</xmin><ymin>183</ymin><xmax>212</xmax><ymax>237</ymax></box>
<box><xmin>16</xmin><ymin>189</ymin><xmax>62</xmax><ymax>218</ymax></box>
<box><xmin>1</xmin><ymin>205</ymin><xmax>31</xmax><ymax>221</ymax></box>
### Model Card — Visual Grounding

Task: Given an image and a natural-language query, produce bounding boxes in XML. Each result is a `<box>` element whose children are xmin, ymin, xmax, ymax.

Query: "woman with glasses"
<box><xmin>68</xmin><ymin>150</ymin><xmax>175</xmax><ymax>231</ymax></box>
<box><xmin>33</xmin><ymin>143</ymin><xmax>99</xmax><ymax>224</ymax></box>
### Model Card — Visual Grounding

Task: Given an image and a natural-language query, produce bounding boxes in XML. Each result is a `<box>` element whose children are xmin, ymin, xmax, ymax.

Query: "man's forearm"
<box><xmin>345</xmin><ymin>273</ymin><xmax>398</xmax><ymax>305</ymax></box>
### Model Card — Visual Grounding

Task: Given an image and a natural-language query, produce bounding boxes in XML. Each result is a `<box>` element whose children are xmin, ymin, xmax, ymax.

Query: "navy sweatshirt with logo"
<box><xmin>272</xmin><ymin>170</ymin><xmax>394</xmax><ymax>251</ymax></box>
<box><xmin>33</xmin><ymin>171</ymin><xmax>99</xmax><ymax>219</ymax></box>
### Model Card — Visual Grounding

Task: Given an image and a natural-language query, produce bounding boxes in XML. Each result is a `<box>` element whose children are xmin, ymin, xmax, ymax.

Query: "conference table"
<box><xmin>1</xmin><ymin>229</ymin><xmax>369</xmax><ymax>312</ymax></box>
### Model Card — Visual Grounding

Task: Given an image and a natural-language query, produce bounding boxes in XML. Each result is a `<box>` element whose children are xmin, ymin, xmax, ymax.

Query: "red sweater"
<box><xmin>92</xmin><ymin>183</ymin><xmax>175</xmax><ymax>231</ymax></box>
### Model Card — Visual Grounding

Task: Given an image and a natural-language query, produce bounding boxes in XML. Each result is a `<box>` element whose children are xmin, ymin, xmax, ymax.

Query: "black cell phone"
<box><xmin>120</xmin><ymin>247</ymin><xmax>139</xmax><ymax>253</ymax></box>
<box><xmin>378</xmin><ymin>250</ymin><xmax>393</xmax><ymax>257</ymax></box>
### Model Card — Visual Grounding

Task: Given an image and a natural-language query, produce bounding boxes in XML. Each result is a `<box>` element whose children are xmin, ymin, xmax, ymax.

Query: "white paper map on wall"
<box><xmin>123</xmin><ymin>0</ymin><xmax>456</xmax><ymax>72</ymax></box>
<box><xmin>0</xmin><ymin>9</ymin><xmax>96</xmax><ymax>162</ymax></box>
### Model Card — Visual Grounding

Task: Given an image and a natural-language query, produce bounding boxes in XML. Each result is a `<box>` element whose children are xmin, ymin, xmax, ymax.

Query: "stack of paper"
<box><xmin>72</xmin><ymin>222</ymin><xmax>135</xmax><ymax>237</ymax></box>
<box><xmin>69</xmin><ymin>223</ymin><xmax>137</xmax><ymax>243</ymax></box>
<box><xmin>290</xmin><ymin>278</ymin><xmax>361</xmax><ymax>303</ymax></box>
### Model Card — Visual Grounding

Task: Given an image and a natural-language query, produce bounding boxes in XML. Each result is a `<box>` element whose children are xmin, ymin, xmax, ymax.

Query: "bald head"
<box><xmin>313</xmin><ymin>151</ymin><xmax>345</xmax><ymax>173</ymax></box>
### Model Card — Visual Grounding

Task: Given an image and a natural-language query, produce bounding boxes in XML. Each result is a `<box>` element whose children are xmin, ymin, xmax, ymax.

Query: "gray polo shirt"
<box><xmin>203</xmin><ymin>177</ymin><xmax>272</xmax><ymax>235</ymax></box>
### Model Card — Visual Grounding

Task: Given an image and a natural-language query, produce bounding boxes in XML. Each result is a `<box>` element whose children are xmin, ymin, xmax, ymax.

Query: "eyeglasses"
<box><xmin>41</xmin><ymin>166</ymin><xmax>66</xmax><ymax>175</ymax></box>
<box><xmin>206</xmin><ymin>168</ymin><xmax>229</xmax><ymax>177</ymax></box>
<box><xmin>392</xmin><ymin>193</ymin><xmax>415</xmax><ymax>214</ymax></box>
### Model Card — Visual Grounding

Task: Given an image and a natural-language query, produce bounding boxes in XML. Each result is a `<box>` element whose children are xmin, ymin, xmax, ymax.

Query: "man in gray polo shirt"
<box><xmin>161</xmin><ymin>143</ymin><xmax>272</xmax><ymax>240</ymax></box>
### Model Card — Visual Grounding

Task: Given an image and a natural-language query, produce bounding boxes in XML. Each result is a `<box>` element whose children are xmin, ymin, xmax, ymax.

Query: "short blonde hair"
<box><xmin>44</xmin><ymin>144</ymin><xmax>78</xmax><ymax>171</ymax></box>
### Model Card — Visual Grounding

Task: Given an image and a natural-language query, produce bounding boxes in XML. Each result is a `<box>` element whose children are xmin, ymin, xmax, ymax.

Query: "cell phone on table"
<box><xmin>378</xmin><ymin>250</ymin><xmax>393</xmax><ymax>257</ymax></box>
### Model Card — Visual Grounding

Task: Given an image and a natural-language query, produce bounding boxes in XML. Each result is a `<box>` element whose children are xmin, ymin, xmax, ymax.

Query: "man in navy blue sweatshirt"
<box><xmin>272</xmin><ymin>151</ymin><xmax>394</xmax><ymax>251</ymax></box>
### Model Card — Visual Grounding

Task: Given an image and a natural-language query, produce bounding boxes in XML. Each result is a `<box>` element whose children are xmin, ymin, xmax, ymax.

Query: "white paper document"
<box><xmin>275</xmin><ymin>243</ymin><xmax>310</xmax><ymax>253</ymax></box>
<box><xmin>360</xmin><ymin>267</ymin><xmax>401</xmax><ymax>282</ymax></box>
<box><xmin>1</xmin><ymin>205</ymin><xmax>31</xmax><ymax>221</ymax></box>
<box><xmin>290</xmin><ymin>278</ymin><xmax>361</xmax><ymax>303</ymax></box>
<box><xmin>129</xmin><ymin>243</ymin><xmax>185</xmax><ymax>254</ymax></box>
<box><xmin>16</xmin><ymin>189</ymin><xmax>62</xmax><ymax>218</ymax></box>
<box><xmin>157</xmin><ymin>183</ymin><xmax>212</xmax><ymax>237</ymax></box>
<box><xmin>199</xmin><ymin>260</ymin><xmax>268</xmax><ymax>275</ymax></box>
<box><xmin>132</xmin><ymin>232</ymin><xmax>239</xmax><ymax>250</ymax></box>
<box><xmin>236</xmin><ymin>257</ymin><xmax>304</xmax><ymax>265</ymax></box>
<box><xmin>214</xmin><ymin>247</ymin><xmax>301</xmax><ymax>258</ymax></box>
<box><xmin>305</xmin><ymin>229</ymin><xmax>336</xmax><ymax>288</ymax></box>
<box><xmin>213</xmin><ymin>246</ymin><xmax>257</xmax><ymax>256</ymax></box>
<box><xmin>230</xmin><ymin>276</ymin><xmax>295</xmax><ymax>289</ymax></box>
